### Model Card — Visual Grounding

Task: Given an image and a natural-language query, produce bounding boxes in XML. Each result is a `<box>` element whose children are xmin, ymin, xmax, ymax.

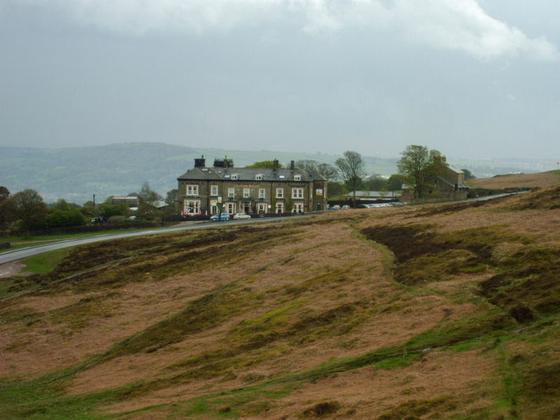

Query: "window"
<box><xmin>292</xmin><ymin>202</ymin><xmax>304</xmax><ymax>214</ymax></box>
<box><xmin>255</xmin><ymin>174</ymin><xmax>263</xmax><ymax>180</ymax></box>
<box><xmin>292</xmin><ymin>187</ymin><xmax>304</xmax><ymax>199</ymax></box>
<box><xmin>210</xmin><ymin>185</ymin><xmax>219</xmax><ymax>196</ymax></box>
<box><xmin>243</xmin><ymin>188</ymin><xmax>250</xmax><ymax>198</ymax></box>
<box><xmin>186</xmin><ymin>184</ymin><xmax>199</xmax><ymax>196</ymax></box>
<box><xmin>228</xmin><ymin>187</ymin><xmax>235</xmax><ymax>198</ymax></box>
<box><xmin>226</xmin><ymin>203</ymin><xmax>236</xmax><ymax>214</ymax></box>
<box><xmin>276</xmin><ymin>188</ymin><xmax>284</xmax><ymax>199</ymax></box>
<box><xmin>231</xmin><ymin>174</ymin><xmax>239</xmax><ymax>180</ymax></box>
<box><xmin>257</xmin><ymin>203</ymin><xmax>267</xmax><ymax>214</ymax></box>
<box><xmin>184</xmin><ymin>199</ymin><xmax>201</xmax><ymax>215</ymax></box>
<box><xmin>294</xmin><ymin>174</ymin><xmax>302</xmax><ymax>181</ymax></box>
<box><xmin>315</xmin><ymin>188</ymin><xmax>323</xmax><ymax>196</ymax></box>
<box><xmin>258</xmin><ymin>188</ymin><xmax>266</xmax><ymax>199</ymax></box>
<box><xmin>275</xmin><ymin>202</ymin><xmax>284</xmax><ymax>214</ymax></box>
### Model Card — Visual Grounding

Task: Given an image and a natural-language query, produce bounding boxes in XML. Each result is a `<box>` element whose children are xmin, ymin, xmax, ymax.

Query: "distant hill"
<box><xmin>0</xmin><ymin>143</ymin><xmax>397</xmax><ymax>203</ymax></box>
<box><xmin>468</xmin><ymin>170</ymin><xmax>560</xmax><ymax>190</ymax></box>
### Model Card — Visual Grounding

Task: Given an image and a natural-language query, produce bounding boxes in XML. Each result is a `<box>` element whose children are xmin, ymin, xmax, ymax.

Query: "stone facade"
<box><xmin>177</xmin><ymin>158</ymin><xmax>328</xmax><ymax>216</ymax></box>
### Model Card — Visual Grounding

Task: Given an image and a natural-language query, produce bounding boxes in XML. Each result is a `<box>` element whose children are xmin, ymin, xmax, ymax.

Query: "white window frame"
<box><xmin>258</xmin><ymin>188</ymin><xmax>266</xmax><ymax>199</ymax></box>
<box><xmin>292</xmin><ymin>202</ymin><xmax>304</xmax><ymax>214</ymax></box>
<box><xmin>275</xmin><ymin>202</ymin><xmax>284</xmax><ymax>214</ymax></box>
<box><xmin>276</xmin><ymin>188</ymin><xmax>284</xmax><ymax>199</ymax></box>
<box><xmin>231</xmin><ymin>174</ymin><xmax>239</xmax><ymax>180</ymax></box>
<box><xmin>255</xmin><ymin>174</ymin><xmax>264</xmax><ymax>181</ymax></box>
<box><xmin>243</xmin><ymin>188</ymin><xmax>251</xmax><ymax>198</ymax></box>
<box><xmin>292</xmin><ymin>187</ymin><xmax>304</xmax><ymax>199</ymax></box>
<box><xmin>257</xmin><ymin>203</ymin><xmax>267</xmax><ymax>214</ymax></box>
<box><xmin>294</xmin><ymin>174</ymin><xmax>302</xmax><ymax>181</ymax></box>
<box><xmin>228</xmin><ymin>187</ymin><xmax>235</xmax><ymax>198</ymax></box>
<box><xmin>184</xmin><ymin>199</ymin><xmax>201</xmax><ymax>215</ymax></box>
<box><xmin>186</xmin><ymin>184</ymin><xmax>199</xmax><ymax>196</ymax></box>
<box><xmin>210</xmin><ymin>185</ymin><xmax>219</xmax><ymax>196</ymax></box>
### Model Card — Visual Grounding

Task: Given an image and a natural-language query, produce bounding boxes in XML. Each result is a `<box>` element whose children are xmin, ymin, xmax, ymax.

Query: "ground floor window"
<box><xmin>210</xmin><ymin>200</ymin><xmax>219</xmax><ymax>215</ymax></box>
<box><xmin>292</xmin><ymin>202</ymin><xmax>304</xmax><ymax>214</ymax></box>
<box><xmin>225</xmin><ymin>202</ymin><xmax>236</xmax><ymax>214</ymax></box>
<box><xmin>184</xmin><ymin>199</ymin><xmax>201</xmax><ymax>215</ymax></box>
<box><xmin>257</xmin><ymin>203</ymin><xmax>267</xmax><ymax>214</ymax></box>
<box><xmin>275</xmin><ymin>202</ymin><xmax>284</xmax><ymax>214</ymax></box>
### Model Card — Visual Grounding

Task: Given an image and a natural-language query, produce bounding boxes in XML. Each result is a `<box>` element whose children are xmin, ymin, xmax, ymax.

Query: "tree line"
<box><xmin>0</xmin><ymin>183</ymin><xmax>178</xmax><ymax>234</ymax></box>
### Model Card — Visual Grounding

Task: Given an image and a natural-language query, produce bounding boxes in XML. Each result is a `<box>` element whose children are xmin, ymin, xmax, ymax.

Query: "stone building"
<box><xmin>177</xmin><ymin>157</ymin><xmax>327</xmax><ymax>216</ymax></box>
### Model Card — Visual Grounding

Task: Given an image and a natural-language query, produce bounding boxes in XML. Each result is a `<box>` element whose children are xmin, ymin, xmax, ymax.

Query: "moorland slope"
<box><xmin>1</xmin><ymin>186</ymin><xmax>560</xmax><ymax>418</ymax></box>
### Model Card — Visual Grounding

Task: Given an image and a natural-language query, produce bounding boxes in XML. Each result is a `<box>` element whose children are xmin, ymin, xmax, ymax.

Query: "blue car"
<box><xmin>210</xmin><ymin>213</ymin><xmax>230</xmax><ymax>222</ymax></box>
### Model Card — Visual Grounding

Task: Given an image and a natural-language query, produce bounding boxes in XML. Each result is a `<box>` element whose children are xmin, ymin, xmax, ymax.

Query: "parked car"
<box><xmin>210</xmin><ymin>213</ymin><xmax>230</xmax><ymax>222</ymax></box>
<box><xmin>342</xmin><ymin>205</ymin><xmax>351</xmax><ymax>210</ymax></box>
<box><xmin>329</xmin><ymin>205</ymin><xmax>341</xmax><ymax>210</ymax></box>
<box><xmin>233</xmin><ymin>213</ymin><xmax>251</xmax><ymax>220</ymax></box>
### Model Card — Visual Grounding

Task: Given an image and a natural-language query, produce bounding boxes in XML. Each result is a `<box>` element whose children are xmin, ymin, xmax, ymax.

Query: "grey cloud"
<box><xmin>7</xmin><ymin>0</ymin><xmax>558</xmax><ymax>60</ymax></box>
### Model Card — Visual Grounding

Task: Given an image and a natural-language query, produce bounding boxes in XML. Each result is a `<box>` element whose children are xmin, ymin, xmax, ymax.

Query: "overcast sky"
<box><xmin>1</xmin><ymin>0</ymin><xmax>559</xmax><ymax>159</ymax></box>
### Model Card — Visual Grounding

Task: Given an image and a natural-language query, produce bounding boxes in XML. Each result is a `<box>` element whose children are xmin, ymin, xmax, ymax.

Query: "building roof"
<box><xmin>447</xmin><ymin>165</ymin><xmax>464</xmax><ymax>175</ymax></box>
<box><xmin>345</xmin><ymin>190</ymin><xmax>402</xmax><ymax>198</ymax></box>
<box><xmin>178</xmin><ymin>167</ymin><xmax>325</xmax><ymax>182</ymax></box>
<box><xmin>111</xmin><ymin>195</ymin><xmax>139</xmax><ymax>201</ymax></box>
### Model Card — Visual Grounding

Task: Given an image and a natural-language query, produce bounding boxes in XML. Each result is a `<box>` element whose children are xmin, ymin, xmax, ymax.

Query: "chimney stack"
<box><xmin>290</xmin><ymin>160</ymin><xmax>295</xmax><ymax>170</ymax></box>
<box><xmin>272</xmin><ymin>159</ymin><xmax>280</xmax><ymax>170</ymax></box>
<box><xmin>194</xmin><ymin>155</ymin><xmax>206</xmax><ymax>168</ymax></box>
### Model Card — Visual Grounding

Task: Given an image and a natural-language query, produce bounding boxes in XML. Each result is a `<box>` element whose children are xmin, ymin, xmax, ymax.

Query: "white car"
<box><xmin>233</xmin><ymin>213</ymin><xmax>251</xmax><ymax>220</ymax></box>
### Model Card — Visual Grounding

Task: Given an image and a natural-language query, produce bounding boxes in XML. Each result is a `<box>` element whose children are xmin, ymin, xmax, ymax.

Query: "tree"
<box><xmin>165</xmin><ymin>189</ymin><xmax>178</xmax><ymax>207</ymax></box>
<box><xmin>46</xmin><ymin>207</ymin><xmax>86</xmax><ymax>228</ymax></box>
<box><xmin>386</xmin><ymin>174</ymin><xmax>406</xmax><ymax>191</ymax></box>
<box><xmin>98</xmin><ymin>203</ymin><xmax>128</xmax><ymax>220</ymax></box>
<box><xmin>398</xmin><ymin>145</ymin><xmax>448</xmax><ymax>199</ymax></box>
<box><xmin>0</xmin><ymin>186</ymin><xmax>15</xmax><ymax>230</ymax></box>
<box><xmin>335</xmin><ymin>151</ymin><xmax>366</xmax><ymax>206</ymax></box>
<box><xmin>246</xmin><ymin>160</ymin><xmax>283</xmax><ymax>169</ymax></box>
<box><xmin>317</xmin><ymin>163</ymin><xmax>339</xmax><ymax>181</ymax></box>
<box><xmin>461</xmin><ymin>169</ymin><xmax>476</xmax><ymax>180</ymax></box>
<box><xmin>10</xmin><ymin>189</ymin><xmax>48</xmax><ymax>232</ymax></box>
<box><xmin>327</xmin><ymin>181</ymin><xmax>347</xmax><ymax>198</ymax></box>
<box><xmin>362</xmin><ymin>176</ymin><xmax>387</xmax><ymax>191</ymax></box>
<box><xmin>0</xmin><ymin>186</ymin><xmax>9</xmax><ymax>202</ymax></box>
<box><xmin>137</xmin><ymin>182</ymin><xmax>161</xmax><ymax>204</ymax></box>
<box><xmin>295</xmin><ymin>160</ymin><xmax>339</xmax><ymax>181</ymax></box>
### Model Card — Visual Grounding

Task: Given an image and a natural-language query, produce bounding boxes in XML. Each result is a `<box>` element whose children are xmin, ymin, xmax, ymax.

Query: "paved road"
<box><xmin>0</xmin><ymin>192</ymin><xmax>524</xmax><ymax>266</ymax></box>
<box><xmin>0</xmin><ymin>216</ymin><xmax>310</xmax><ymax>265</ymax></box>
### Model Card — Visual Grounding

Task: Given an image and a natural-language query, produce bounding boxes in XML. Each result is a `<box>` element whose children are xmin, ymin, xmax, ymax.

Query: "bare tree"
<box><xmin>335</xmin><ymin>151</ymin><xmax>366</xmax><ymax>207</ymax></box>
<box><xmin>295</xmin><ymin>160</ymin><xmax>339</xmax><ymax>181</ymax></box>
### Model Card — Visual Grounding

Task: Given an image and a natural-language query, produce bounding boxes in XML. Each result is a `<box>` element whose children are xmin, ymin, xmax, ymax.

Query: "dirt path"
<box><xmin>0</xmin><ymin>261</ymin><xmax>23</xmax><ymax>278</ymax></box>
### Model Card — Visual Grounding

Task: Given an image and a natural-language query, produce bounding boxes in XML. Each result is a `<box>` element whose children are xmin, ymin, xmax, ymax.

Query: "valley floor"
<box><xmin>1</xmin><ymin>185</ymin><xmax>560</xmax><ymax>418</ymax></box>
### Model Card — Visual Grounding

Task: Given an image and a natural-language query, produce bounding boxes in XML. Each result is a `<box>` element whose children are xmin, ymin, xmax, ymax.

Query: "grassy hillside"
<box><xmin>468</xmin><ymin>170</ymin><xmax>560</xmax><ymax>190</ymax></box>
<box><xmin>0</xmin><ymin>143</ymin><xmax>397</xmax><ymax>203</ymax></box>
<box><xmin>1</xmin><ymin>190</ymin><xmax>560</xmax><ymax>418</ymax></box>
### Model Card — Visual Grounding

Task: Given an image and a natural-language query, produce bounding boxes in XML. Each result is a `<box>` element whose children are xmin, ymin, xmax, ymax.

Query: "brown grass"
<box><xmin>468</xmin><ymin>170</ymin><xmax>560</xmax><ymax>189</ymax></box>
<box><xmin>264</xmin><ymin>349</ymin><xmax>497</xmax><ymax>419</ymax></box>
<box><xmin>2</xmin><ymin>188</ymin><xmax>560</xmax><ymax>418</ymax></box>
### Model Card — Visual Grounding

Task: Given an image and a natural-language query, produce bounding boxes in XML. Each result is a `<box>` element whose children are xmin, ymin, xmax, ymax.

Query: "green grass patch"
<box><xmin>22</xmin><ymin>249</ymin><xmax>70</xmax><ymax>274</ymax></box>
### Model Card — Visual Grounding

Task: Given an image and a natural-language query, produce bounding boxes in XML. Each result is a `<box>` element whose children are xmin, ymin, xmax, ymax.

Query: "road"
<box><xmin>0</xmin><ymin>192</ymin><xmax>524</xmax><ymax>266</ymax></box>
<box><xmin>0</xmin><ymin>216</ymin><xmax>309</xmax><ymax>265</ymax></box>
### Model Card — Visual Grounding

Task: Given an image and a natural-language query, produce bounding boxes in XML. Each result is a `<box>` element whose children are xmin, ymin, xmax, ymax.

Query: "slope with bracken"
<box><xmin>1</xmin><ymin>181</ymin><xmax>560</xmax><ymax>418</ymax></box>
